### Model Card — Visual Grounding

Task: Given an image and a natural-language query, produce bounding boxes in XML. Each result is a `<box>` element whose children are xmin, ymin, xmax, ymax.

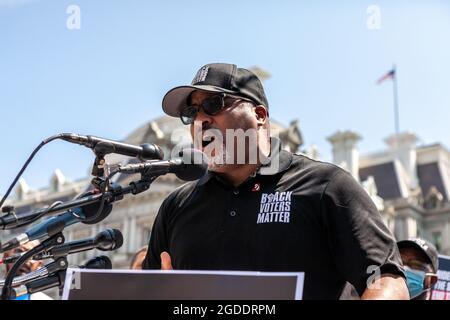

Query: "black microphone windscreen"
<box><xmin>111</xmin><ymin>229</ymin><xmax>124</xmax><ymax>250</ymax></box>
<box><xmin>140</xmin><ymin>143</ymin><xmax>164</xmax><ymax>160</ymax></box>
<box><xmin>96</xmin><ymin>228</ymin><xmax>123</xmax><ymax>251</ymax></box>
<box><xmin>81</xmin><ymin>202</ymin><xmax>113</xmax><ymax>225</ymax></box>
<box><xmin>83</xmin><ymin>255</ymin><xmax>112</xmax><ymax>270</ymax></box>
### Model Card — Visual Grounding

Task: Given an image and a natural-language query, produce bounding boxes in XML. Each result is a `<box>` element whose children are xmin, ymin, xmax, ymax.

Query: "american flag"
<box><xmin>376</xmin><ymin>69</ymin><xmax>396</xmax><ymax>84</ymax></box>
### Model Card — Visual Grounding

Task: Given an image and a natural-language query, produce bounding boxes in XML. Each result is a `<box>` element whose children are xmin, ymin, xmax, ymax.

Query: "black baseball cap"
<box><xmin>162</xmin><ymin>63</ymin><xmax>269</xmax><ymax>117</ymax></box>
<box><xmin>397</xmin><ymin>238</ymin><xmax>439</xmax><ymax>273</ymax></box>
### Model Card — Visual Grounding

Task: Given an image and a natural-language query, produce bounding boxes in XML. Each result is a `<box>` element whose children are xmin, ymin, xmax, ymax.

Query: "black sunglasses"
<box><xmin>180</xmin><ymin>93</ymin><xmax>254</xmax><ymax>125</ymax></box>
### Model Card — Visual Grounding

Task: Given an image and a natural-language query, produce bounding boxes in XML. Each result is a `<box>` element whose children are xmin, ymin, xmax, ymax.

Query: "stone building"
<box><xmin>327</xmin><ymin>130</ymin><xmax>450</xmax><ymax>254</ymax></box>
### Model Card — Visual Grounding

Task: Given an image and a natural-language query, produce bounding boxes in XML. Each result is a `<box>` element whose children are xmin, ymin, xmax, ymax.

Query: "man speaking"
<box><xmin>143</xmin><ymin>63</ymin><xmax>409</xmax><ymax>300</ymax></box>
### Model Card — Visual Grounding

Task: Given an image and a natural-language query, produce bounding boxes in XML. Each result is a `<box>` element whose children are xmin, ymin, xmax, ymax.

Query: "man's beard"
<box><xmin>207</xmin><ymin>142</ymin><xmax>234</xmax><ymax>172</ymax></box>
<box><xmin>203</xmin><ymin>137</ymin><xmax>261</xmax><ymax>172</ymax></box>
<box><xmin>199</xmin><ymin>131</ymin><xmax>232</xmax><ymax>172</ymax></box>
<box><xmin>191</xmin><ymin>120</ymin><xmax>264</xmax><ymax>172</ymax></box>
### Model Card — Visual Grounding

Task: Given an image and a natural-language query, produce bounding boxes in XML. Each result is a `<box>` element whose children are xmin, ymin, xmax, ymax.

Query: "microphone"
<box><xmin>80</xmin><ymin>255</ymin><xmax>112</xmax><ymax>269</ymax></box>
<box><xmin>12</xmin><ymin>256</ymin><xmax>112</xmax><ymax>298</ymax></box>
<box><xmin>0</xmin><ymin>201</ymin><xmax>113</xmax><ymax>253</ymax></box>
<box><xmin>33</xmin><ymin>229</ymin><xmax>123</xmax><ymax>260</ymax></box>
<box><xmin>60</xmin><ymin>133</ymin><xmax>164</xmax><ymax>160</ymax></box>
<box><xmin>117</xmin><ymin>148</ymin><xmax>208</xmax><ymax>181</ymax></box>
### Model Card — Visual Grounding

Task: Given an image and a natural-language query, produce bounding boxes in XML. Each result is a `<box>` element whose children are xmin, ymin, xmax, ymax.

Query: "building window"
<box><xmin>432</xmin><ymin>231</ymin><xmax>442</xmax><ymax>252</ymax></box>
<box><xmin>406</xmin><ymin>218</ymin><xmax>418</xmax><ymax>239</ymax></box>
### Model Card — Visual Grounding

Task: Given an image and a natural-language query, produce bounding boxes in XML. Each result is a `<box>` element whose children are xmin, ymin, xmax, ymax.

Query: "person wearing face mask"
<box><xmin>397</xmin><ymin>238</ymin><xmax>439</xmax><ymax>300</ymax></box>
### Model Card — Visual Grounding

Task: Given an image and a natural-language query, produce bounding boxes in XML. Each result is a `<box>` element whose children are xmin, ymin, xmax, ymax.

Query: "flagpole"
<box><xmin>392</xmin><ymin>64</ymin><xmax>400</xmax><ymax>136</ymax></box>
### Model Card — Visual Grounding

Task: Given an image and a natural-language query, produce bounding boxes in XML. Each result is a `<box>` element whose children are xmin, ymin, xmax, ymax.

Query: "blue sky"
<box><xmin>1</xmin><ymin>0</ymin><xmax>450</xmax><ymax>194</ymax></box>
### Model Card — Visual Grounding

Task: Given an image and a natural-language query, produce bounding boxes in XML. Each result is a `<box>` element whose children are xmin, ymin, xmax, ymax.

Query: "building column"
<box><xmin>128</xmin><ymin>216</ymin><xmax>137</xmax><ymax>253</ymax></box>
<box><xmin>327</xmin><ymin>130</ymin><xmax>362</xmax><ymax>181</ymax></box>
<box><xmin>384</xmin><ymin>132</ymin><xmax>419</xmax><ymax>190</ymax></box>
<box><xmin>122</xmin><ymin>216</ymin><xmax>130</xmax><ymax>254</ymax></box>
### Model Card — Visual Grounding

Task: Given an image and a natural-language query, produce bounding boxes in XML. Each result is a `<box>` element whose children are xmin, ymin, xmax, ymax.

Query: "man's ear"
<box><xmin>254</xmin><ymin>105</ymin><xmax>268</xmax><ymax>126</ymax></box>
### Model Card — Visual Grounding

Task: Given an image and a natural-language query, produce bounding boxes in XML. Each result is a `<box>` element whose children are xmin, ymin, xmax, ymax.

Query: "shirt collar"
<box><xmin>197</xmin><ymin>137</ymin><xmax>293</xmax><ymax>186</ymax></box>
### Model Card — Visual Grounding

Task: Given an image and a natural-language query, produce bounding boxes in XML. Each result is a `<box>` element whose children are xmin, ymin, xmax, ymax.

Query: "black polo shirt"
<box><xmin>143</xmin><ymin>148</ymin><xmax>405</xmax><ymax>299</ymax></box>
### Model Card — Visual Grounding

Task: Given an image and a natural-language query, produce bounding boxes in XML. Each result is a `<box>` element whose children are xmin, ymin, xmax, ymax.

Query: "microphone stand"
<box><xmin>1</xmin><ymin>232</ymin><xmax>65</xmax><ymax>300</ymax></box>
<box><xmin>0</xmin><ymin>155</ymin><xmax>157</xmax><ymax>299</ymax></box>
<box><xmin>10</xmin><ymin>255</ymin><xmax>111</xmax><ymax>299</ymax></box>
<box><xmin>10</xmin><ymin>268</ymin><xmax>67</xmax><ymax>299</ymax></box>
<box><xmin>0</xmin><ymin>175</ymin><xmax>155</xmax><ymax>230</ymax></box>
<box><xmin>0</xmin><ymin>257</ymin><xmax>68</xmax><ymax>288</ymax></box>
<box><xmin>0</xmin><ymin>148</ymin><xmax>135</xmax><ymax>230</ymax></box>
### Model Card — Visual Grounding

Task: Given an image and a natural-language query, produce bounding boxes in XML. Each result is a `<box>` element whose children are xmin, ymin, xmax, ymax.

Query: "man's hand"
<box><xmin>160</xmin><ymin>251</ymin><xmax>173</xmax><ymax>270</ymax></box>
<box><xmin>361</xmin><ymin>273</ymin><xmax>410</xmax><ymax>300</ymax></box>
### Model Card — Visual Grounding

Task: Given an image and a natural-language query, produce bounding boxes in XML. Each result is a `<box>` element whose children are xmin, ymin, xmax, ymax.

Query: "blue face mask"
<box><xmin>405</xmin><ymin>267</ymin><xmax>426</xmax><ymax>299</ymax></box>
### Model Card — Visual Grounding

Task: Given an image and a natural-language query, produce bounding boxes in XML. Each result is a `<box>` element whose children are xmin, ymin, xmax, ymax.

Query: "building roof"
<box><xmin>359</xmin><ymin>162</ymin><xmax>402</xmax><ymax>200</ymax></box>
<box><xmin>358</xmin><ymin>141</ymin><xmax>450</xmax><ymax>204</ymax></box>
<box><xmin>417</xmin><ymin>162</ymin><xmax>447</xmax><ymax>201</ymax></box>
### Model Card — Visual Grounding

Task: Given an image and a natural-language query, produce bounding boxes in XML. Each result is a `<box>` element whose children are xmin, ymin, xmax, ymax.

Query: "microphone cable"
<box><xmin>0</xmin><ymin>134</ymin><xmax>65</xmax><ymax>210</ymax></box>
<box><xmin>0</xmin><ymin>133</ymin><xmax>111</xmax><ymax>228</ymax></box>
<box><xmin>8</xmin><ymin>201</ymin><xmax>63</xmax><ymax>230</ymax></box>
